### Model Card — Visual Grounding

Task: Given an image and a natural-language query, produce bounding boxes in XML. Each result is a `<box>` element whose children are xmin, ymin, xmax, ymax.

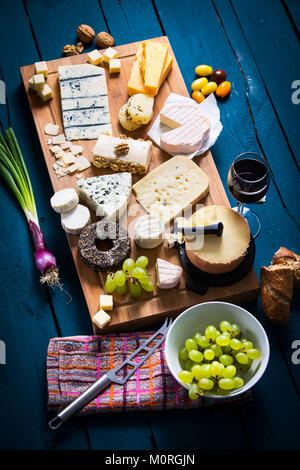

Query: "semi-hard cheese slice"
<box><xmin>132</xmin><ymin>156</ymin><xmax>210</xmax><ymax>224</ymax></box>
<box><xmin>160</xmin><ymin>103</ymin><xmax>210</xmax><ymax>154</ymax></box>
<box><xmin>141</xmin><ymin>41</ymin><xmax>168</xmax><ymax>96</ymax></box>
<box><xmin>156</xmin><ymin>258</ymin><xmax>183</xmax><ymax>289</ymax></box>
<box><xmin>76</xmin><ymin>172</ymin><xmax>132</xmax><ymax>219</ymax></box>
<box><xmin>92</xmin><ymin>134</ymin><xmax>152</xmax><ymax>175</ymax></box>
<box><xmin>185</xmin><ymin>205</ymin><xmax>250</xmax><ymax>274</ymax></box>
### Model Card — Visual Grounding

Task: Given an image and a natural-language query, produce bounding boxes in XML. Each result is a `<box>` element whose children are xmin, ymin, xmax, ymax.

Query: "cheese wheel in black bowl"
<box><xmin>78</xmin><ymin>221</ymin><xmax>131</xmax><ymax>272</ymax></box>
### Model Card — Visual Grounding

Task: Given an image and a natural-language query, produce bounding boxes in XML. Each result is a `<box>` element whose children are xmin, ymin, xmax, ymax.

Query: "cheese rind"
<box><xmin>119</xmin><ymin>104</ymin><xmax>141</xmax><ymax>131</ymax></box>
<box><xmin>156</xmin><ymin>258</ymin><xmax>183</xmax><ymax>289</ymax></box>
<box><xmin>134</xmin><ymin>215</ymin><xmax>164</xmax><ymax>249</ymax></box>
<box><xmin>93</xmin><ymin>309</ymin><xmax>111</xmax><ymax>329</ymax></box>
<box><xmin>61</xmin><ymin>204</ymin><xmax>91</xmax><ymax>235</ymax></box>
<box><xmin>50</xmin><ymin>188</ymin><xmax>79</xmax><ymax>213</ymax></box>
<box><xmin>133</xmin><ymin>156</ymin><xmax>210</xmax><ymax>224</ymax></box>
<box><xmin>185</xmin><ymin>205</ymin><xmax>250</xmax><ymax>274</ymax></box>
<box><xmin>92</xmin><ymin>134</ymin><xmax>152</xmax><ymax>175</ymax></box>
<box><xmin>126</xmin><ymin>94</ymin><xmax>154</xmax><ymax>126</ymax></box>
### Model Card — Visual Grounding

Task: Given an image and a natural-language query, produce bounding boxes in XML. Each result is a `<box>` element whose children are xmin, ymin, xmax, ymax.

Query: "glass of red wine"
<box><xmin>227</xmin><ymin>152</ymin><xmax>270</xmax><ymax>239</ymax></box>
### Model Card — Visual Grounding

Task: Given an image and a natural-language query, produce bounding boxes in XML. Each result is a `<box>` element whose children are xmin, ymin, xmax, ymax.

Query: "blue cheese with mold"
<box><xmin>76</xmin><ymin>172</ymin><xmax>132</xmax><ymax>219</ymax></box>
<box><xmin>58</xmin><ymin>64</ymin><xmax>111</xmax><ymax>140</ymax></box>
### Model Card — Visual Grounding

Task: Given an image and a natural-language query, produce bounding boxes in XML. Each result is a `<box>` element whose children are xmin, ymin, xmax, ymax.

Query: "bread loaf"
<box><xmin>272</xmin><ymin>246</ymin><xmax>300</xmax><ymax>287</ymax></box>
<box><xmin>261</xmin><ymin>265</ymin><xmax>294</xmax><ymax>324</ymax></box>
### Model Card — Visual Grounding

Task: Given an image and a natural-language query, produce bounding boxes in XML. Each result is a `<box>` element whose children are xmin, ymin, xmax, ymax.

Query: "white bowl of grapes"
<box><xmin>165</xmin><ymin>301</ymin><xmax>270</xmax><ymax>400</ymax></box>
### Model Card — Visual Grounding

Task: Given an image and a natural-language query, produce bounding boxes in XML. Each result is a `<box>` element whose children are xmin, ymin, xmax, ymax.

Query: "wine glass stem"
<box><xmin>237</xmin><ymin>202</ymin><xmax>244</xmax><ymax>216</ymax></box>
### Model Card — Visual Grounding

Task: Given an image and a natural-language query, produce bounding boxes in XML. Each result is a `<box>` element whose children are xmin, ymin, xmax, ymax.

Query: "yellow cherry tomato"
<box><xmin>195</xmin><ymin>65</ymin><xmax>213</xmax><ymax>77</ymax></box>
<box><xmin>201</xmin><ymin>81</ymin><xmax>218</xmax><ymax>96</ymax></box>
<box><xmin>191</xmin><ymin>77</ymin><xmax>208</xmax><ymax>91</ymax></box>
<box><xmin>216</xmin><ymin>80</ymin><xmax>232</xmax><ymax>98</ymax></box>
<box><xmin>192</xmin><ymin>90</ymin><xmax>205</xmax><ymax>103</ymax></box>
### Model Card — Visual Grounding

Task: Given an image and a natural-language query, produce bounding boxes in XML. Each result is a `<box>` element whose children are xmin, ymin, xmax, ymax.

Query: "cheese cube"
<box><xmin>38</xmin><ymin>84</ymin><xmax>53</xmax><ymax>102</ymax></box>
<box><xmin>62</xmin><ymin>152</ymin><xmax>77</xmax><ymax>165</ymax></box>
<box><xmin>109</xmin><ymin>58</ymin><xmax>121</xmax><ymax>74</ymax></box>
<box><xmin>60</xmin><ymin>141</ymin><xmax>71</xmax><ymax>150</ymax></box>
<box><xmin>70</xmin><ymin>145</ymin><xmax>83</xmax><ymax>155</ymax></box>
<box><xmin>29</xmin><ymin>74</ymin><xmax>45</xmax><ymax>91</ymax></box>
<box><xmin>87</xmin><ymin>49</ymin><xmax>103</xmax><ymax>66</ymax></box>
<box><xmin>99</xmin><ymin>295</ymin><xmax>113</xmax><ymax>311</ymax></box>
<box><xmin>92</xmin><ymin>309</ymin><xmax>111</xmax><ymax>329</ymax></box>
<box><xmin>103</xmin><ymin>47</ymin><xmax>118</xmax><ymax>63</ymax></box>
<box><xmin>35</xmin><ymin>61</ymin><xmax>48</xmax><ymax>78</ymax></box>
<box><xmin>76</xmin><ymin>156</ymin><xmax>91</xmax><ymax>171</ymax></box>
<box><xmin>50</xmin><ymin>145</ymin><xmax>62</xmax><ymax>154</ymax></box>
<box><xmin>54</xmin><ymin>149</ymin><xmax>65</xmax><ymax>159</ymax></box>
<box><xmin>52</xmin><ymin>133</ymin><xmax>66</xmax><ymax>145</ymax></box>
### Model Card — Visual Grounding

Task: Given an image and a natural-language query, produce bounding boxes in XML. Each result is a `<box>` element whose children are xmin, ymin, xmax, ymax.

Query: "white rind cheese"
<box><xmin>134</xmin><ymin>215</ymin><xmax>164</xmax><ymax>249</ymax></box>
<box><xmin>50</xmin><ymin>188</ymin><xmax>79</xmax><ymax>213</ymax></box>
<box><xmin>58</xmin><ymin>64</ymin><xmax>111</xmax><ymax>140</ymax></box>
<box><xmin>156</xmin><ymin>258</ymin><xmax>183</xmax><ymax>289</ymax></box>
<box><xmin>61</xmin><ymin>204</ymin><xmax>91</xmax><ymax>235</ymax></box>
<box><xmin>76</xmin><ymin>172</ymin><xmax>132</xmax><ymax>219</ymax></box>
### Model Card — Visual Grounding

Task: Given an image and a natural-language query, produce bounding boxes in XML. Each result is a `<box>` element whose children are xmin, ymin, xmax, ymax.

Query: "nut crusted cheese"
<box><xmin>92</xmin><ymin>134</ymin><xmax>152</xmax><ymax>175</ymax></box>
<box><xmin>185</xmin><ymin>205</ymin><xmax>250</xmax><ymax>274</ymax></box>
<box><xmin>132</xmin><ymin>155</ymin><xmax>210</xmax><ymax>224</ymax></box>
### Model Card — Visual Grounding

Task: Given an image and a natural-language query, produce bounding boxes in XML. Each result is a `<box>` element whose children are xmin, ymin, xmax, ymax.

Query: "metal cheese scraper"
<box><xmin>48</xmin><ymin>317</ymin><xmax>172</xmax><ymax>430</ymax></box>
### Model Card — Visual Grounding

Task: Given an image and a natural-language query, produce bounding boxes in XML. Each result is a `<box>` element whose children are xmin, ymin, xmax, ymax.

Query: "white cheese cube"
<box><xmin>62</xmin><ymin>152</ymin><xmax>77</xmax><ymax>165</ymax></box>
<box><xmin>50</xmin><ymin>145</ymin><xmax>62</xmax><ymax>154</ymax></box>
<box><xmin>35</xmin><ymin>61</ymin><xmax>48</xmax><ymax>78</ymax></box>
<box><xmin>76</xmin><ymin>156</ymin><xmax>91</xmax><ymax>171</ymax></box>
<box><xmin>87</xmin><ymin>49</ymin><xmax>103</xmax><ymax>66</ymax></box>
<box><xmin>52</xmin><ymin>134</ymin><xmax>66</xmax><ymax>145</ymax></box>
<box><xmin>92</xmin><ymin>309</ymin><xmax>111</xmax><ymax>329</ymax></box>
<box><xmin>99</xmin><ymin>295</ymin><xmax>113</xmax><ymax>311</ymax></box>
<box><xmin>38</xmin><ymin>84</ymin><xmax>53</xmax><ymax>102</ymax></box>
<box><xmin>70</xmin><ymin>145</ymin><xmax>83</xmax><ymax>155</ymax></box>
<box><xmin>103</xmin><ymin>47</ymin><xmax>118</xmax><ymax>63</ymax></box>
<box><xmin>60</xmin><ymin>141</ymin><xmax>71</xmax><ymax>150</ymax></box>
<box><xmin>64</xmin><ymin>162</ymin><xmax>79</xmax><ymax>174</ymax></box>
<box><xmin>44</xmin><ymin>123</ymin><xmax>59</xmax><ymax>136</ymax></box>
<box><xmin>29</xmin><ymin>74</ymin><xmax>45</xmax><ymax>91</ymax></box>
<box><xmin>109</xmin><ymin>59</ymin><xmax>121</xmax><ymax>74</ymax></box>
<box><xmin>55</xmin><ymin>149</ymin><xmax>65</xmax><ymax>159</ymax></box>
<box><xmin>47</xmin><ymin>138</ymin><xmax>53</xmax><ymax>145</ymax></box>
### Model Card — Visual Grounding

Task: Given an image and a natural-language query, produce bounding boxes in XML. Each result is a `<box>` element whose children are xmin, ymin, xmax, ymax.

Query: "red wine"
<box><xmin>227</xmin><ymin>158</ymin><xmax>269</xmax><ymax>204</ymax></box>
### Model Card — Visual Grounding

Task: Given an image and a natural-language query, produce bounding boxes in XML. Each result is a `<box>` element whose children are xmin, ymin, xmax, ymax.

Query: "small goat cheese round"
<box><xmin>61</xmin><ymin>204</ymin><xmax>91</xmax><ymax>235</ymax></box>
<box><xmin>50</xmin><ymin>188</ymin><xmax>79</xmax><ymax>213</ymax></box>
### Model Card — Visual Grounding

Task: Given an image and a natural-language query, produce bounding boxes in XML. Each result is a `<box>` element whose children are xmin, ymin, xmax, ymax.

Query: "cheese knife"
<box><xmin>48</xmin><ymin>317</ymin><xmax>172</xmax><ymax>430</ymax></box>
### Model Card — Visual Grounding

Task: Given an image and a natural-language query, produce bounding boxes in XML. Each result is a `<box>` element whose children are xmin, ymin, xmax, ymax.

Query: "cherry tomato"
<box><xmin>212</xmin><ymin>69</ymin><xmax>227</xmax><ymax>84</ymax></box>
<box><xmin>195</xmin><ymin>65</ymin><xmax>213</xmax><ymax>77</ymax></box>
<box><xmin>191</xmin><ymin>77</ymin><xmax>208</xmax><ymax>91</ymax></box>
<box><xmin>201</xmin><ymin>81</ymin><xmax>218</xmax><ymax>96</ymax></box>
<box><xmin>192</xmin><ymin>90</ymin><xmax>205</xmax><ymax>103</ymax></box>
<box><xmin>216</xmin><ymin>81</ymin><xmax>231</xmax><ymax>98</ymax></box>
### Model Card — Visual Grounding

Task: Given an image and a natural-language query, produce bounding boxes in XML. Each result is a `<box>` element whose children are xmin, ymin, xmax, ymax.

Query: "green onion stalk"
<box><xmin>0</xmin><ymin>127</ymin><xmax>59</xmax><ymax>287</ymax></box>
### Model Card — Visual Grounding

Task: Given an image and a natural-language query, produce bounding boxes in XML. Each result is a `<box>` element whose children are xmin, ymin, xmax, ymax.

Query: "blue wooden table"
<box><xmin>0</xmin><ymin>0</ymin><xmax>299</xmax><ymax>450</ymax></box>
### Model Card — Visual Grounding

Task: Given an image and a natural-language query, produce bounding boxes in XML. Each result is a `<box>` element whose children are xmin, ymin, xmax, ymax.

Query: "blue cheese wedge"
<box><xmin>58</xmin><ymin>64</ymin><xmax>111</xmax><ymax>140</ymax></box>
<box><xmin>76</xmin><ymin>172</ymin><xmax>132</xmax><ymax>219</ymax></box>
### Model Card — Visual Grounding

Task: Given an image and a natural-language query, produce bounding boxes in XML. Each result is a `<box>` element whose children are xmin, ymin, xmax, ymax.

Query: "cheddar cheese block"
<box><xmin>133</xmin><ymin>155</ymin><xmax>209</xmax><ymax>224</ymax></box>
<box><xmin>128</xmin><ymin>42</ymin><xmax>173</xmax><ymax>96</ymax></box>
<box><xmin>185</xmin><ymin>205</ymin><xmax>250</xmax><ymax>274</ymax></box>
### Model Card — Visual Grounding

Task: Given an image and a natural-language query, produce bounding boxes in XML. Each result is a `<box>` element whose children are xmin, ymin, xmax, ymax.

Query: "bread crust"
<box><xmin>261</xmin><ymin>265</ymin><xmax>294</xmax><ymax>324</ymax></box>
<box><xmin>272</xmin><ymin>246</ymin><xmax>300</xmax><ymax>287</ymax></box>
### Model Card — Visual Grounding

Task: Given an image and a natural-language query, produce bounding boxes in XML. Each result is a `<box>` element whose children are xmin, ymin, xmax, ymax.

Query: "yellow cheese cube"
<box><xmin>35</xmin><ymin>61</ymin><xmax>48</xmax><ymax>78</ymax></box>
<box><xmin>87</xmin><ymin>49</ymin><xmax>103</xmax><ymax>66</ymax></box>
<box><xmin>92</xmin><ymin>309</ymin><xmax>111</xmax><ymax>329</ymax></box>
<box><xmin>143</xmin><ymin>41</ymin><xmax>168</xmax><ymax>95</ymax></box>
<box><xmin>109</xmin><ymin>58</ymin><xmax>121</xmax><ymax>74</ymax></box>
<box><xmin>103</xmin><ymin>47</ymin><xmax>118</xmax><ymax>63</ymax></box>
<box><xmin>29</xmin><ymin>74</ymin><xmax>45</xmax><ymax>91</ymax></box>
<box><xmin>38</xmin><ymin>84</ymin><xmax>53</xmax><ymax>102</ymax></box>
<box><xmin>99</xmin><ymin>294</ymin><xmax>113</xmax><ymax>311</ymax></box>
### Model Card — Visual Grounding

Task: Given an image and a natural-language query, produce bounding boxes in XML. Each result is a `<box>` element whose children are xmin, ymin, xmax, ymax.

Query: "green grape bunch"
<box><xmin>177</xmin><ymin>320</ymin><xmax>262</xmax><ymax>400</ymax></box>
<box><xmin>105</xmin><ymin>256</ymin><xmax>154</xmax><ymax>299</ymax></box>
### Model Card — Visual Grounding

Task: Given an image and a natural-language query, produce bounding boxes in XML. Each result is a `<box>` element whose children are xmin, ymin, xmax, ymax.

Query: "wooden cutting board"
<box><xmin>20</xmin><ymin>36</ymin><xmax>259</xmax><ymax>332</ymax></box>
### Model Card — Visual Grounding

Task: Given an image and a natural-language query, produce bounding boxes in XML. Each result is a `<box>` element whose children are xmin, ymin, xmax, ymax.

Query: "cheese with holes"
<box><xmin>132</xmin><ymin>155</ymin><xmax>210</xmax><ymax>224</ymax></box>
<box><xmin>58</xmin><ymin>64</ymin><xmax>111</xmax><ymax>140</ymax></box>
<box><xmin>76</xmin><ymin>172</ymin><xmax>132</xmax><ymax>219</ymax></box>
<box><xmin>160</xmin><ymin>103</ymin><xmax>210</xmax><ymax>154</ymax></box>
<box><xmin>156</xmin><ymin>258</ymin><xmax>183</xmax><ymax>289</ymax></box>
<box><xmin>128</xmin><ymin>44</ymin><xmax>173</xmax><ymax>96</ymax></box>
<box><xmin>93</xmin><ymin>309</ymin><xmax>111</xmax><ymax>329</ymax></box>
<box><xmin>134</xmin><ymin>215</ymin><xmax>164</xmax><ymax>249</ymax></box>
<box><xmin>185</xmin><ymin>205</ymin><xmax>250</xmax><ymax>274</ymax></box>
<box><xmin>92</xmin><ymin>134</ymin><xmax>152</xmax><ymax>175</ymax></box>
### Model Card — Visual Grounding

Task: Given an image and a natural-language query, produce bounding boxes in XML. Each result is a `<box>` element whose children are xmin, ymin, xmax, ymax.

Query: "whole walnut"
<box><xmin>77</xmin><ymin>24</ymin><xmax>95</xmax><ymax>44</ymax></box>
<box><xmin>96</xmin><ymin>31</ymin><xmax>115</xmax><ymax>48</ymax></box>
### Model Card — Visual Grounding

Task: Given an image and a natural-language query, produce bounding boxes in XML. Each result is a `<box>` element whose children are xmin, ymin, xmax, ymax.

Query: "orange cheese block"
<box><xmin>185</xmin><ymin>205</ymin><xmax>250</xmax><ymax>274</ymax></box>
<box><xmin>128</xmin><ymin>43</ymin><xmax>173</xmax><ymax>96</ymax></box>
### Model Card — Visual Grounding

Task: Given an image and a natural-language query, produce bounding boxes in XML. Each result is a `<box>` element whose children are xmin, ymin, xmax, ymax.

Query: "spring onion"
<box><xmin>0</xmin><ymin>127</ymin><xmax>59</xmax><ymax>287</ymax></box>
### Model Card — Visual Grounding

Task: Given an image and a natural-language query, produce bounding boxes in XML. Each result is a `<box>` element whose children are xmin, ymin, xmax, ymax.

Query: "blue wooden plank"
<box><xmin>0</xmin><ymin>0</ymin><xmax>89</xmax><ymax>450</ymax></box>
<box><xmin>25</xmin><ymin>0</ymin><xmax>154</xmax><ymax>450</ymax></box>
<box><xmin>154</xmin><ymin>0</ymin><xmax>300</xmax><ymax>450</ymax></box>
<box><xmin>284</xmin><ymin>0</ymin><xmax>300</xmax><ymax>34</ymax></box>
<box><xmin>230</xmin><ymin>0</ymin><xmax>300</xmax><ymax>163</ymax></box>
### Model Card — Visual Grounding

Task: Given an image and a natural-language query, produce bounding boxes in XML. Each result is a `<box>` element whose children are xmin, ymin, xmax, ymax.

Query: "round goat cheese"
<box><xmin>50</xmin><ymin>188</ymin><xmax>79</xmax><ymax>213</ymax></box>
<box><xmin>134</xmin><ymin>215</ymin><xmax>164</xmax><ymax>249</ymax></box>
<box><xmin>61</xmin><ymin>204</ymin><xmax>91</xmax><ymax>235</ymax></box>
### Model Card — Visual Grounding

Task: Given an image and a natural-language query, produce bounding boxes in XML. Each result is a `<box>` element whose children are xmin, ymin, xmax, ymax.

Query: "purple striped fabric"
<box><xmin>47</xmin><ymin>334</ymin><xmax>251</xmax><ymax>415</ymax></box>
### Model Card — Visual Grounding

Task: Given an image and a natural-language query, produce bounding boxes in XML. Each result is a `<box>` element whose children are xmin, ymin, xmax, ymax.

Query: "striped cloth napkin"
<box><xmin>47</xmin><ymin>333</ymin><xmax>251</xmax><ymax>415</ymax></box>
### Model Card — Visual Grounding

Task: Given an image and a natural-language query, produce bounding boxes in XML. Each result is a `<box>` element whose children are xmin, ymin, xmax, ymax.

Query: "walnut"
<box><xmin>62</xmin><ymin>44</ymin><xmax>79</xmax><ymax>56</ymax></box>
<box><xmin>114</xmin><ymin>143</ymin><xmax>129</xmax><ymax>155</ymax></box>
<box><xmin>76</xmin><ymin>41</ymin><xmax>84</xmax><ymax>53</ymax></box>
<box><xmin>96</xmin><ymin>31</ymin><xmax>115</xmax><ymax>48</ymax></box>
<box><xmin>77</xmin><ymin>24</ymin><xmax>95</xmax><ymax>43</ymax></box>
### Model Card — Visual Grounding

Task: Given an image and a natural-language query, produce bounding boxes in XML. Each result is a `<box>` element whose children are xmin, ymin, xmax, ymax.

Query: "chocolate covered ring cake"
<box><xmin>78</xmin><ymin>221</ymin><xmax>131</xmax><ymax>271</ymax></box>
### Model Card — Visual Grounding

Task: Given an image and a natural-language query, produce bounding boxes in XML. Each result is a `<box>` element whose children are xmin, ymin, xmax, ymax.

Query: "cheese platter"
<box><xmin>20</xmin><ymin>36</ymin><xmax>259</xmax><ymax>332</ymax></box>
